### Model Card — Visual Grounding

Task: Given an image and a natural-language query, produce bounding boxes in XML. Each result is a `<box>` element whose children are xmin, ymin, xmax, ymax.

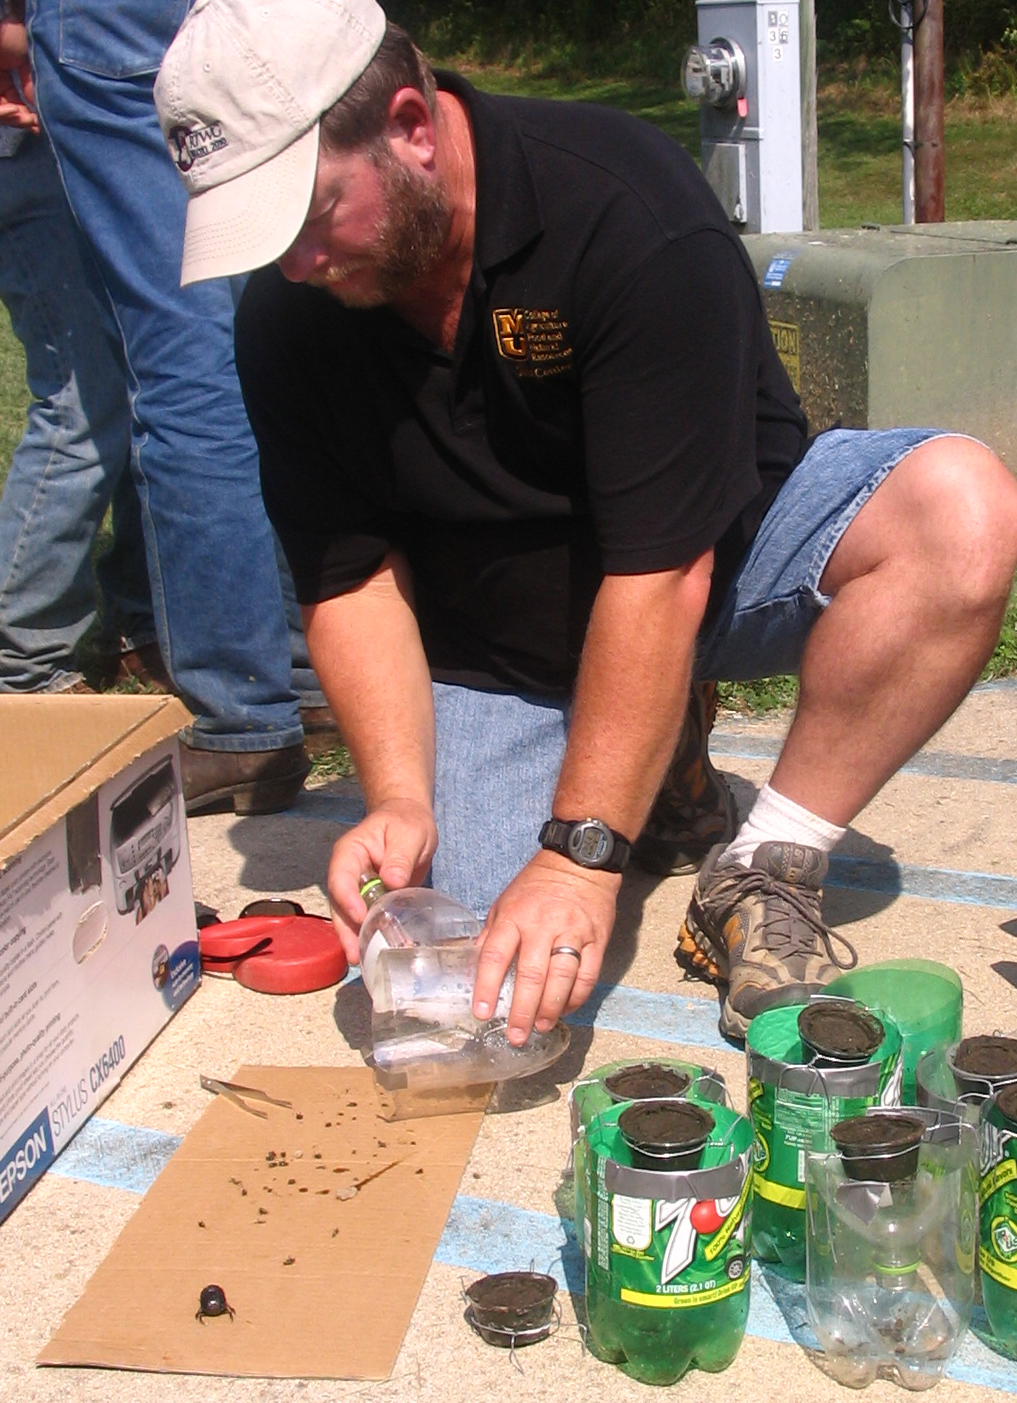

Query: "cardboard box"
<box><xmin>0</xmin><ymin>694</ymin><xmax>200</xmax><ymax>1222</ymax></box>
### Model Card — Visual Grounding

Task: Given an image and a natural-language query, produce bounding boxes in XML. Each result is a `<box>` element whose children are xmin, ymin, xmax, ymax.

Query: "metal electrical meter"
<box><xmin>684</xmin><ymin>0</ymin><xmax>803</xmax><ymax>234</ymax></box>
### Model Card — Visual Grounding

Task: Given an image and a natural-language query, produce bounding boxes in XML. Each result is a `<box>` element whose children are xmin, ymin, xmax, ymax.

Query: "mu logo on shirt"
<box><xmin>492</xmin><ymin>308</ymin><xmax>573</xmax><ymax>378</ymax></box>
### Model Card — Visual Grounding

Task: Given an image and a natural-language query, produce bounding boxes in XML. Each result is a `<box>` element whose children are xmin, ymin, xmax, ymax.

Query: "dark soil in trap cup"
<box><xmin>618</xmin><ymin>1099</ymin><xmax>716</xmax><ymax>1171</ymax></box>
<box><xmin>797</xmin><ymin>1000</ymin><xmax>884</xmax><ymax>1066</ymax></box>
<box><xmin>830</xmin><ymin>1111</ymin><xmax>926</xmax><ymax>1184</ymax></box>
<box><xmin>465</xmin><ymin>1271</ymin><xmax>558</xmax><ymax>1348</ymax></box>
<box><xmin>604</xmin><ymin>1062</ymin><xmax>692</xmax><ymax>1103</ymax></box>
<box><xmin>949</xmin><ymin>1035</ymin><xmax>1017</xmax><ymax>1095</ymax></box>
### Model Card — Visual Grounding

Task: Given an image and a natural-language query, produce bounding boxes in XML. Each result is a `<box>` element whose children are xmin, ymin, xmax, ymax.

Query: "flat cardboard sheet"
<box><xmin>39</xmin><ymin>1066</ymin><xmax>484</xmax><ymax>1379</ymax></box>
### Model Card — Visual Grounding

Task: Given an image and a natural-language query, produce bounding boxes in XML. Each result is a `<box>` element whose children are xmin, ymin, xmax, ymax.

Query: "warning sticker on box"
<box><xmin>769</xmin><ymin>319</ymin><xmax>801</xmax><ymax>392</ymax></box>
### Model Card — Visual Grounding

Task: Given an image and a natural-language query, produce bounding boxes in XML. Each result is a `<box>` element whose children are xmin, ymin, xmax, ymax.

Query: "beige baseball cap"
<box><xmin>155</xmin><ymin>0</ymin><xmax>386</xmax><ymax>285</ymax></box>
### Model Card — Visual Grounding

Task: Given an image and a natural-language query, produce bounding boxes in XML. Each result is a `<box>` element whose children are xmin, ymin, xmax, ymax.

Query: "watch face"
<box><xmin>567</xmin><ymin>820</ymin><xmax>614</xmax><ymax>867</ymax></box>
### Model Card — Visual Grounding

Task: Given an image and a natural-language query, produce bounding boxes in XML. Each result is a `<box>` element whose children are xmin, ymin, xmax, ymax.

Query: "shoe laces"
<box><xmin>712</xmin><ymin>866</ymin><xmax>858</xmax><ymax>972</ymax></box>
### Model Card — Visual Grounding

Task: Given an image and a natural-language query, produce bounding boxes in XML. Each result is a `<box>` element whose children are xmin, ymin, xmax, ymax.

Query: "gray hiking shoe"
<box><xmin>675</xmin><ymin>840</ymin><xmax>858</xmax><ymax>1040</ymax></box>
<box><xmin>633</xmin><ymin>681</ymin><xmax>737</xmax><ymax>877</ymax></box>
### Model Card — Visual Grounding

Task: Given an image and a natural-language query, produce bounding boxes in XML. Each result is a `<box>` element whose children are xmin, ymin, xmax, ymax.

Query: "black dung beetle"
<box><xmin>195</xmin><ymin>1283</ymin><xmax>235</xmax><ymax>1322</ymax></box>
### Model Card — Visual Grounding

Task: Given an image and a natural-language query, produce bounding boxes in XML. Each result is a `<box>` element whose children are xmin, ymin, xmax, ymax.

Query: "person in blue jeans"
<box><xmin>14</xmin><ymin>0</ymin><xmax>323</xmax><ymax>813</ymax></box>
<box><xmin>0</xmin><ymin>10</ymin><xmax>154</xmax><ymax>692</ymax></box>
<box><xmin>0</xmin><ymin>128</ymin><xmax>155</xmax><ymax>693</ymax></box>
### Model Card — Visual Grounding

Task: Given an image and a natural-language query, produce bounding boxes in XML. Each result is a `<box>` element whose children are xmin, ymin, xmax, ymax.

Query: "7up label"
<box><xmin>593</xmin><ymin>1159</ymin><xmax>752</xmax><ymax>1309</ymax></box>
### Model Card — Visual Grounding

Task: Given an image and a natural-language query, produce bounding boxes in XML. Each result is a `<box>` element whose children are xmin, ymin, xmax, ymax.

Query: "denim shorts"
<box><xmin>695</xmin><ymin>426</ymin><xmax>949</xmax><ymax>680</ymax></box>
<box><xmin>431</xmin><ymin>425</ymin><xmax>957</xmax><ymax>913</ymax></box>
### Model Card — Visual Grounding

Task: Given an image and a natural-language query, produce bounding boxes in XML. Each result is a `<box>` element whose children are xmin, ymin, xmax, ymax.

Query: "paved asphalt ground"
<box><xmin>2</xmin><ymin>680</ymin><xmax>1016</xmax><ymax>1403</ymax></box>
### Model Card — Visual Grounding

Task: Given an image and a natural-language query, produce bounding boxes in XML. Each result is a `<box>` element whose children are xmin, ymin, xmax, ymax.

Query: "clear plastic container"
<box><xmin>357</xmin><ymin>875</ymin><xmax>482</xmax><ymax>995</ymax></box>
<box><xmin>806</xmin><ymin>1107</ymin><xmax>978</xmax><ymax>1389</ymax></box>
<box><xmin>359</xmin><ymin>876</ymin><xmax>569</xmax><ymax>1090</ymax></box>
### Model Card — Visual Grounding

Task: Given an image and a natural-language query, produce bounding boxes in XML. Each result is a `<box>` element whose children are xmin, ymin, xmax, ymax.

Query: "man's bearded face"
<box><xmin>314</xmin><ymin>147</ymin><xmax>451</xmax><ymax>308</ymax></box>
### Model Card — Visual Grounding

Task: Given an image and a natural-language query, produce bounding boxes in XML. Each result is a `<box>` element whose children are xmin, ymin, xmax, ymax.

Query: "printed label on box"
<box><xmin>0</xmin><ymin>736</ymin><xmax>199</xmax><ymax>1221</ymax></box>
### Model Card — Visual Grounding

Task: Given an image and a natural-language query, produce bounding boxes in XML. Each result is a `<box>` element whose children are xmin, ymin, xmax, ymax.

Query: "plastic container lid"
<box><xmin>199</xmin><ymin>915</ymin><xmax>348</xmax><ymax>993</ymax></box>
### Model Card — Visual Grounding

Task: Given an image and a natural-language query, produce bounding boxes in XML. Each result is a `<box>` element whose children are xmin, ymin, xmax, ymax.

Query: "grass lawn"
<box><xmin>816</xmin><ymin>82</ymin><xmax>1017</xmax><ymax>226</ymax></box>
<box><xmin>0</xmin><ymin>71</ymin><xmax>1014</xmax><ymax>714</ymax></box>
<box><xmin>0</xmin><ymin>302</ymin><xmax>26</xmax><ymax>476</ymax></box>
<box><xmin>469</xmin><ymin>66</ymin><xmax>1017</xmax><ymax>227</ymax></box>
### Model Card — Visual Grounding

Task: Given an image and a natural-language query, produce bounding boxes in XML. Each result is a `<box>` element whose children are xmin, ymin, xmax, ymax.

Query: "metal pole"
<box><xmin>914</xmin><ymin>0</ymin><xmax>945</xmax><ymax>222</ymax></box>
<box><xmin>800</xmin><ymin>0</ymin><xmax>819</xmax><ymax>229</ymax></box>
<box><xmin>900</xmin><ymin>1</ymin><xmax>915</xmax><ymax>223</ymax></box>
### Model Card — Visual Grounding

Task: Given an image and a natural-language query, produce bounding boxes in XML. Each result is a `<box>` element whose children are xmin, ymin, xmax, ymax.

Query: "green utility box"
<box><xmin>742</xmin><ymin>223</ymin><xmax>1017</xmax><ymax>472</ymax></box>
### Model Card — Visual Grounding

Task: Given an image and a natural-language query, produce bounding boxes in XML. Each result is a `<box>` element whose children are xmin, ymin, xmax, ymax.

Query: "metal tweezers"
<box><xmin>200</xmin><ymin>1074</ymin><xmax>293</xmax><ymax>1118</ymax></box>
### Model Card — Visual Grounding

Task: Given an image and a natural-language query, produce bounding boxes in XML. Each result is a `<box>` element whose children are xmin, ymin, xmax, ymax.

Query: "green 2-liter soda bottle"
<box><xmin>569</xmin><ymin>1059</ymin><xmax>726</xmax><ymax>1264</ymax></box>
<box><xmin>580</xmin><ymin>1095</ymin><xmax>753</xmax><ymax>1384</ymax></box>
<box><xmin>747</xmin><ymin>1001</ymin><xmax>903</xmax><ymax>1280</ymax></box>
<box><xmin>980</xmin><ymin>1083</ymin><xmax>1017</xmax><ymax>1358</ymax></box>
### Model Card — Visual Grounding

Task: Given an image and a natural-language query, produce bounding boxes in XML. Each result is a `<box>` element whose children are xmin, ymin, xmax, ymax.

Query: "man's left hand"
<box><xmin>472</xmin><ymin>852</ymin><xmax>621</xmax><ymax>1044</ymax></box>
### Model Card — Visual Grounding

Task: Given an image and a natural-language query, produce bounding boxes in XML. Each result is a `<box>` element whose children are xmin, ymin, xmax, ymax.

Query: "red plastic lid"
<box><xmin>198</xmin><ymin>915</ymin><xmax>348</xmax><ymax>993</ymax></box>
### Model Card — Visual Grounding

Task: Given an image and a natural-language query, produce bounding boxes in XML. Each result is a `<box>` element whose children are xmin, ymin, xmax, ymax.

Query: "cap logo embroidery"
<box><xmin>169</xmin><ymin>123</ymin><xmax>229</xmax><ymax>173</ymax></box>
<box><xmin>492</xmin><ymin>308</ymin><xmax>573</xmax><ymax>378</ymax></box>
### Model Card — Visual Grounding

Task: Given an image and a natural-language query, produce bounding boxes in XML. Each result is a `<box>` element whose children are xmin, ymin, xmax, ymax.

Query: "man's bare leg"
<box><xmin>678</xmin><ymin>436</ymin><xmax>1017</xmax><ymax>1038</ymax></box>
<box><xmin>771</xmin><ymin>435</ymin><xmax>1017</xmax><ymax>821</ymax></box>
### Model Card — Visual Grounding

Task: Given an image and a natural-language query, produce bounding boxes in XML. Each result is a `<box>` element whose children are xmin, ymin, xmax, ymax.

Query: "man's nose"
<box><xmin>277</xmin><ymin>231</ymin><xmax>324</xmax><ymax>283</ymax></box>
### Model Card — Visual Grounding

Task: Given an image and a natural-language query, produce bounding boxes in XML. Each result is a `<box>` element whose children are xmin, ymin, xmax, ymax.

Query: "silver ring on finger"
<box><xmin>550</xmin><ymin>945</ymin><xmax>582</xmax><ymax>961</ymax></box>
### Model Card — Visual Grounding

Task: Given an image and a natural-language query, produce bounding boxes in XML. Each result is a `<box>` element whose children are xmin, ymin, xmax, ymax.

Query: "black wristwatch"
<box><xmin>539</xmin><ymin>817</ymin><xmax>631</xmax><ymax>873</ymax></box>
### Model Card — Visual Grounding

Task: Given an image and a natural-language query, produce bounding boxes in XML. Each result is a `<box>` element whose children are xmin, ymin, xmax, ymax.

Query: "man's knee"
<box><xmin>826</xmin><ymin>435</ymin><xmax>1017</xmax><ymax>613</ymax></box>
<box><xmin>912</xmin><ymin>437</ymin><xmax>1017</xmax><ymax>613</ymax></box>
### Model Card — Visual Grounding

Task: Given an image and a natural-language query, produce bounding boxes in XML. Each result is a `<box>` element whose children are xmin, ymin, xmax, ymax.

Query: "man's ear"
<box><xmin>386</xmin><ymin>86</ymin><xmax>436</xmax><ymax>166</ymax></box>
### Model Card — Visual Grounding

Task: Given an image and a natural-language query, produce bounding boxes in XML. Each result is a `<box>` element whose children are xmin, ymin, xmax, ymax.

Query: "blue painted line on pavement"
<box><xmin>436</xmin><ymin>1193</ymin><xmax>582</xmax><ymax>1293</ymax></box>
<box><xmin>565</xmin><ymin>982</ymin><xmax>728</xmax><ymax>1052</ymax></box>
<box><xmin>711</xmin><ymin>733</ymin><xmax>1017</xmax><ymax>787</ymax></box>
<box><xmin>976</xmin><ymin>678</ymin><xmax>1017</xmax><ymax>692</ymax></box>
<box><xmin>49</xmin><ymin>1116</ymin><xmax>181</xmax><ymax>1193</ymax></box>
<box><xmin>299</xmin><ymin>741</ymin><xmax>1017</xmax><ymax>829</ymax></box>
<box><xmin>433</xmin><ymin>1197</ymin><xmax>1017</xmax><ymax>1391</ymax></box>
<box><xmin>296</xmin><ymin>753</ymin><xmax>1017</xmax><ymax>913</ymax></box>
<box><xmin>294</xmin><ymin>789</ymin><xmax>1017</xmax><ymax>913</ymax></box>
<box><xmin>826</xmin><ymin>856</ymin><xmax>1017</xmax><ymax>911</ymax></box>
<box><xmin>752</xmin><ymin>1265</ymin><xmax>816</xmax><ymax>1348</ymax></box>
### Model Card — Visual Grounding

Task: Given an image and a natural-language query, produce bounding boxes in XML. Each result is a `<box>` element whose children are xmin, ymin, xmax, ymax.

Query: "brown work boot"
<box><xmin>91</xmin><ymin>639</ymin><xmax>173</xmax><ymax>693</ymax></box>
<box><xmin>633</xmin><ymin>681</ymin><xmax>737</xmax><ymax>876</ymax></box>
<box><xmin>180</xmin><ymin>740</ymin><xmax>310</xmax><ymax>816</ymax></box>
<box><xmin>675</xmin><ymin>841</ymin><xmax>858</xmax><ymax>1040</ymax></box>
<box><xmin>300</xmin><ymin>702</ymin><xmax>342</xmax><ymax>757</ymax></box>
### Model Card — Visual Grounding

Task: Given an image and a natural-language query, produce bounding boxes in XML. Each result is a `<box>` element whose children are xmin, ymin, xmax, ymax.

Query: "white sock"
<box><xmin>720</xmin><ymin>782</ymin><xmax>846</xmax><ymax>869</ymax></box>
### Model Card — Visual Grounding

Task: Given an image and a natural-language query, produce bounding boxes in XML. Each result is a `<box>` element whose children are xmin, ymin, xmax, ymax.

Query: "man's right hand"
<box><xmin>0</xmin><ymin>18</ymin><xmax>38</xmax><ymax>132</ymax></box>
<box><xmin>326</xmin><ymin>798</ymin><xmax>438</xmax><ymax>965</ymax></box>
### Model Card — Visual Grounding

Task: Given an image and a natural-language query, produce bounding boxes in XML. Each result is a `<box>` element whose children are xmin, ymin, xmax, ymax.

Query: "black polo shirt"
<box><xmin>236</xmin><ymin>73</ymin><xmax>807</xmax><ymax>699</ymax></box>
